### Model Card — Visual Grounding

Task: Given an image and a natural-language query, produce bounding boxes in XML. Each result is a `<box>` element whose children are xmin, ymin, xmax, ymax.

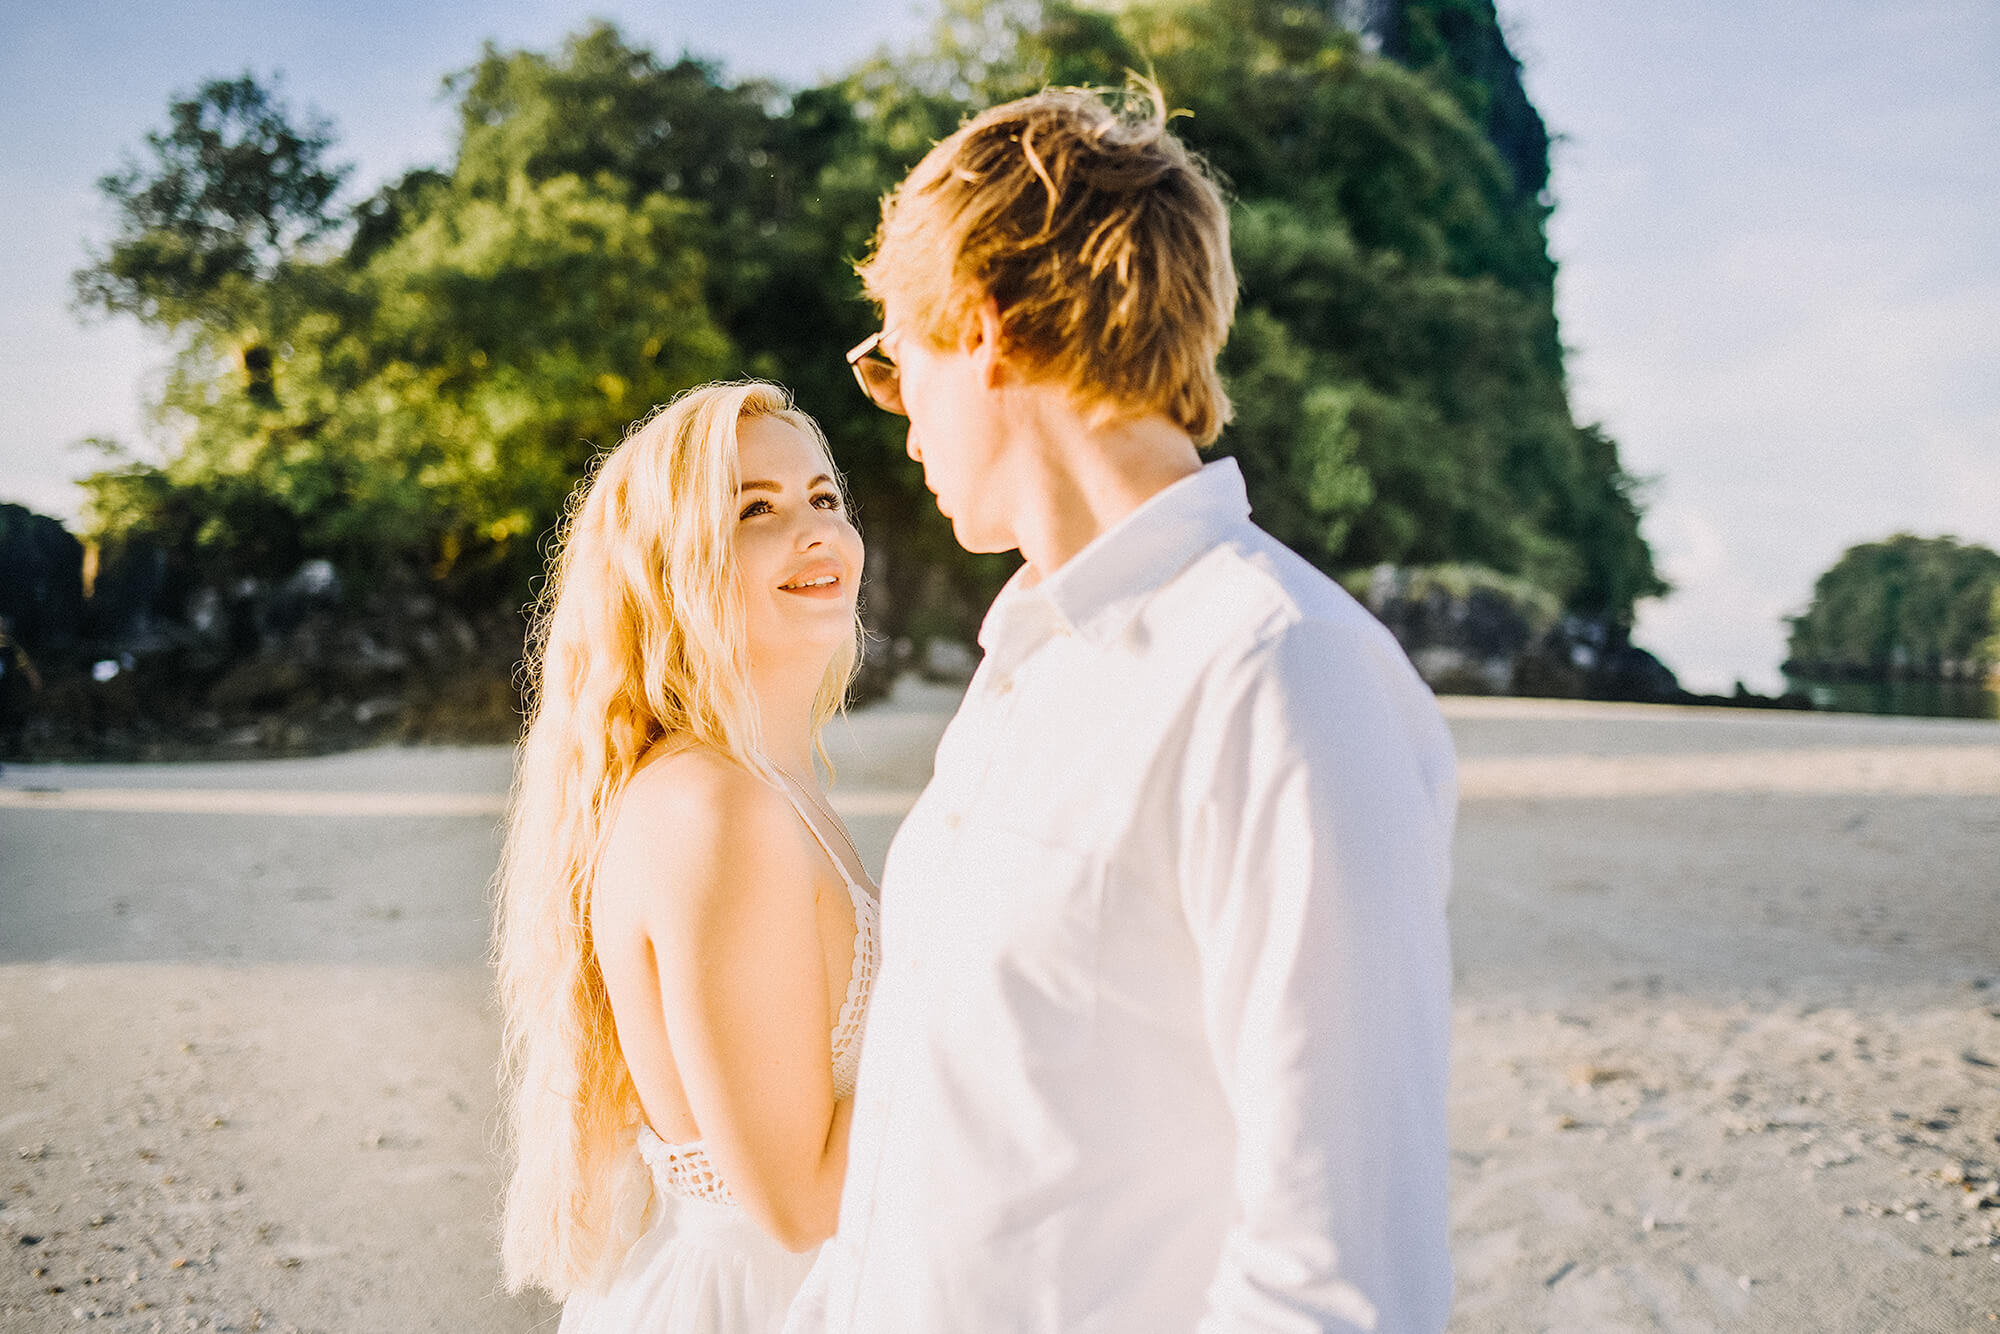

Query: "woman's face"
<box><xmin>731</xmin><ymin>414</ymin><xmax>863</xmax><ymax>672</ymax></box>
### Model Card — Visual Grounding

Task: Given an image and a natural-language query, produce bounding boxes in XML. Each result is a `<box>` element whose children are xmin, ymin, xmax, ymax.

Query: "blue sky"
<box><xmin>3</xmin><ymin>1</ymin><xmax>1995</xmax><ymax>693</ymax></box>
<box><xmin>1503</xmin><ymin>0</ymin><xmax>2000</xmax><ymax>693</ymax></box>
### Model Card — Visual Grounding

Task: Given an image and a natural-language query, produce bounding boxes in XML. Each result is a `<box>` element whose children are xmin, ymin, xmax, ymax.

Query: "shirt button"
<box><xmin>943</xmin><ymin>812</ymin><xmax>962</xmax><ymax>831</ymax></box>
<box><xmin>991</xmin><ymin>676</ymin><xmax>1012</xmax><ymax>695</ymax></box>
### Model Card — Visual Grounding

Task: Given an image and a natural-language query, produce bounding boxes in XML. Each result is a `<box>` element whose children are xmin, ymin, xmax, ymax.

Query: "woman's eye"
<box><xmin>812</xmin><ymin>492</ymin><xmax>842</xmax><ymax>512</ymax></box>
<box><xmin>738</xmin><ymin>499</ymin><xmax>773</xmax><ymax>520</ymax></box>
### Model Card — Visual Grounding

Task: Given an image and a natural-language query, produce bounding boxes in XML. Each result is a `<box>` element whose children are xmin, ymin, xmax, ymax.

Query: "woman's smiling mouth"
<box><xmin>778</xmin><ymin>565</ymin><xmax>846</xmax><ymax>597</ymax></box>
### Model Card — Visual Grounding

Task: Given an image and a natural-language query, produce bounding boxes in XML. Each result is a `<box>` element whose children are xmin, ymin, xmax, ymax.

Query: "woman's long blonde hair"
<box><xmin>493</xmin><ymin>380</ymin><xmax>860</xmax><ymax>1298</ymax></box>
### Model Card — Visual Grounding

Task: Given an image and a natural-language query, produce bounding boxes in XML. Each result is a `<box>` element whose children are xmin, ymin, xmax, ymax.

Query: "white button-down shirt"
<box><xmin>790</xmin><ymin>459</ymin><xmax>1457</xmax><ymax>1332</ymax></box>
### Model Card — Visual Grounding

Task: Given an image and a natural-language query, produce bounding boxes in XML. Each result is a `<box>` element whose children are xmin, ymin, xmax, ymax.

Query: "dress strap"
<box><xmin>772</xmin><ymin>779</ymin><xmax>872</xmax><ymax>907</ymax></box>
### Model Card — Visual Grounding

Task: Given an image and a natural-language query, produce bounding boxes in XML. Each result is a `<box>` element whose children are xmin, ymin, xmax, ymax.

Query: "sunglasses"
<box><xmin>845</xmin><ymin>330</ymin><xmax>905</xmax><ymax>416</ymax></box>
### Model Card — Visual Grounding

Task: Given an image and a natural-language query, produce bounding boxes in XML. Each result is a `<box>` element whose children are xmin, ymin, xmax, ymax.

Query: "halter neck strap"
<box><xmin>771</xmin><ymin>778</ymin><xmax>871</xmax><ymax>901</ymax></box>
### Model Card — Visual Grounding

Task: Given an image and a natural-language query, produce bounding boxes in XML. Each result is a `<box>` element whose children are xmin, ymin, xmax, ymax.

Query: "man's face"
<box><xmin>884</xmin><ymin>299</ymin><xmax>1018</xmax><ymax>556</ymax></box>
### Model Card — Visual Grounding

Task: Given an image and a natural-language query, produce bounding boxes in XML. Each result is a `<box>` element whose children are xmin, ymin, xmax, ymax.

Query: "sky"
<box><xmin>2</xmin><ymin>1</ymin><xmax>1995</xmax><ymax>694</ymax></box>
<box><xmin>1501</xmin><ymin>0</ymin><xmax>2000</xmax><ymax>693</ymax></box>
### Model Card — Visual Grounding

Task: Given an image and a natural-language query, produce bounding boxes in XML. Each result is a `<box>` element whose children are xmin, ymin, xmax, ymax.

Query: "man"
<box><xmin>791</xmin><ymin>83</ymin><xmax>1456</xmax><ymax>1332</ymax></box>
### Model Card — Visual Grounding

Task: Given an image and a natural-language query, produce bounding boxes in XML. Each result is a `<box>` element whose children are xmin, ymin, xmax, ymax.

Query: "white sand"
<box><xmin>2</xmin><ymin>685</ymin><xmax>1996</xmax><ymax>1332</ymax></box>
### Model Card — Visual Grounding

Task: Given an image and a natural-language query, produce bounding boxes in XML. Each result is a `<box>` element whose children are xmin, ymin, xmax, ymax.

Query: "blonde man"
<box><xmin>791</xmin><ymin>85</ymin><xmax>1456</xmax><ymax>1333</ymax></box>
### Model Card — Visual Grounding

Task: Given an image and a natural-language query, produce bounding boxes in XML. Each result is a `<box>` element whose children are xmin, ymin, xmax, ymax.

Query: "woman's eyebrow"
<box><xmin>737</xmin><ymin>474</ymin><xmax>834</xmax><ymax>493</ymax></box>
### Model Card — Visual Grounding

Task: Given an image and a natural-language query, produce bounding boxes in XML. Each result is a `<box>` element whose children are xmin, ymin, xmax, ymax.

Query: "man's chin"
<box><xmin>948</xmin><ymin>514</ymin><xmax>1017</xmax><ymax>557</ymax></box>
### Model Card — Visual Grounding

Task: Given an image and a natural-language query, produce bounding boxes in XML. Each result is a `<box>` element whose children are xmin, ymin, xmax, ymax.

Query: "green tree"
<box><xmin>72</xmin><ymin>2</ymin><xmax>1665</xmax><ymax>672</ymax></box>
<box><xmin>1384</xmin><ymin>0</ymin><xmax>1554</xmax><ymax>208</ymax></box>
<box><xmin>73</xmin><ymin>50</ymin><xmax>743</xmax><ymax>587</ymax></box>
<box><xmin>86</xmin><ymin>173</ymin><xmax>735</xmax><ymax>587</ymax></box>
<box><xmin>73</xmin><ymin>74</ymin><xmax>347</xmax><ymax>333</ymax></box>
<box><xmin>1786</xmin><ymin>535</ymin><xmax>2000</xmax><ymax>679</ymax></box>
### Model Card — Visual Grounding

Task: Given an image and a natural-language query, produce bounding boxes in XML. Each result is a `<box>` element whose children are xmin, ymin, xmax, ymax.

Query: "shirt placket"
<box><xmin>935</xmin><ymin>597</ymin><xmax>1065</xmax><ymax>847</ymax></box>
<box><xmin>842</xmin><ymin>618</ymin><xmax>1052</xmax><ymax>1323</ymax></box>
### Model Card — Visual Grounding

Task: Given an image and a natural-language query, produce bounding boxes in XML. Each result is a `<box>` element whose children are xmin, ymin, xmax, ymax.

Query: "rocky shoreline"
<box><xmin>3</xmin><ymin>504</ymin><xmax>1800</xmax><ymax>761</ymax></box>
<box><xmin>1</xmin><ymin>554</ymin><xmax>529</xmax><ymax>761</ymax></box>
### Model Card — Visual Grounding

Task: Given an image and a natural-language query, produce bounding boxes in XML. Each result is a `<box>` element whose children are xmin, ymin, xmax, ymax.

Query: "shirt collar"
<box><xmin>977</xmin><ymin>458</ymin><xmax>1251</xmax><ymax>674</ymax></box>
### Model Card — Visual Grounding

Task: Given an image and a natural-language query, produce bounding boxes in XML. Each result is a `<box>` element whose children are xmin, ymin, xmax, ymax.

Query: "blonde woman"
<box><xmin>495</xmin><ymin>380</ymin><xmax>879</xmax><ymax>1332</ymax></box>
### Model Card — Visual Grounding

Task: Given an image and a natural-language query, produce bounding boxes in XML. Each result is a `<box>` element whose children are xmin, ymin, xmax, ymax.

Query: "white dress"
<box><xmin>559</xmin><ymin>786</ymin><xmax>880</xmax><ymax>1334</ymax></box>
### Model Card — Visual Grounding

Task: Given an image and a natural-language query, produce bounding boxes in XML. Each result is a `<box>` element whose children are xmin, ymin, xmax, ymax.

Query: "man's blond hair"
<box><xmin>860</xmin><ymin>81</ymin><xmax>1238</xmax><ymax>445</ymax></box>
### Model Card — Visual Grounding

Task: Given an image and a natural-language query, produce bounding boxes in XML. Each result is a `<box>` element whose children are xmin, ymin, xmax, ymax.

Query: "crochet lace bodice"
<box><xmin>636</xmin><ymin>788</ymin><xmax>878</xmax><ymax>1208</ymax></box>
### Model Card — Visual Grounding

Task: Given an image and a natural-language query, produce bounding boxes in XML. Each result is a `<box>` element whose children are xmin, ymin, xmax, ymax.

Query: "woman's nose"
<box><xmin>796</xmin><ymin>510</ymin><xmax>836</xmax><ymax>549</ymax></box>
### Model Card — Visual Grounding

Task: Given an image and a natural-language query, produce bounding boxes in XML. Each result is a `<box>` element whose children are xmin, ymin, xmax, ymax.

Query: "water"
<box><xmin>1786</xmin><ymin>676</ymin><xmax>2000</xmax><ymax>721</ymax></box>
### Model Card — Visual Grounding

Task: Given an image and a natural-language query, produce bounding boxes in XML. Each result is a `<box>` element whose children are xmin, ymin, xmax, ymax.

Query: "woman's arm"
<box><xmin>600</xmin><ymin>753</ymin><xmax>852</xmax><ymax>1251</ymax></box>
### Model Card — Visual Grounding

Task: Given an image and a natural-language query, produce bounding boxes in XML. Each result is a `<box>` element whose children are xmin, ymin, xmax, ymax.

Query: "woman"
<box><xmin>494</xmin><ymin>380</ymin><xmax>879</xmax><ymax>1332</ymax></box>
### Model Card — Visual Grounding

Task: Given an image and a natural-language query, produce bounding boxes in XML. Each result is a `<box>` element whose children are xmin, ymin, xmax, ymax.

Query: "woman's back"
<box><xmin>493</xmin><ymin>379</ymin><xmax>870</xmax><ymax>1332</ymax></box>
<box><xmin>591</xmin><ymin>745</ymin><xmax>877</xmax><ymax>1221</ymax></box>
<box><xmin>559</xmin><ymin>746</ymin><xmax>879</xmax><ymax>1334</ymax></box>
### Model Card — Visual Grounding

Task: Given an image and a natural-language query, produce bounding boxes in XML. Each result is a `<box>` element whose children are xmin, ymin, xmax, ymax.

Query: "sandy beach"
<box><xmin>3</xmin><ymin>683</ymin><xmax>1996</xmax><ymax>1332</ymax></box>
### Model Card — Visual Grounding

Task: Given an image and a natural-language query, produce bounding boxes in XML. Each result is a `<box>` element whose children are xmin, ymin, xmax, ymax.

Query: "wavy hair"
<box><xmin>860</xmin><ymin>78</ymin><xmax>1237</xmax><ymax>444</ymax></box>
<box><xmin>493</xmin><ymin>380</ymin><xmax>859</xmax><ymax>1298</ymax></box>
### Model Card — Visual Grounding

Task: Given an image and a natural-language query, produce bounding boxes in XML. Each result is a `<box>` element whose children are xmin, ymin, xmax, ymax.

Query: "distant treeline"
<box><xmin>1788</xmin><ymin>535</ymin><xmax>2000</xmax><ymax>682</ymax></box>
<box><xmin>66</xmin><ymin>0</ymin><xmax>1662</xmax><ymax>662</ymax></box>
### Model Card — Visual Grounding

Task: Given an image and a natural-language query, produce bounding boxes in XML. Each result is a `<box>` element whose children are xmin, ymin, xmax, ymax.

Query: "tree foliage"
<box><xmin>74</xmin><ymin>75</ymin><xmax>348</xmax><ymax>331</ymax></box>
<box><xmin>1786</xmin><ymin>535</ymin><xmax>2000</xmax><ymax>679</ymax></box>
<box><xmin>1382</xmin><ymin>0</ymin><xmax>1553</xmax><ymax>204</ymax></box>
<box><xmin>72</xmin><ymin>0</ymin><xmax>1662</xmax><ymax>656</ymax></box>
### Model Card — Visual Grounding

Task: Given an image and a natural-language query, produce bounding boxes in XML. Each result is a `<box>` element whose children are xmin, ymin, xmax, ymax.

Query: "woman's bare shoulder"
<box><xmin>622</xmin><ymin>743</ymin><xmax>768</xmax><ymax>816</ymax></box>
<box><xmin>598</xmin><ymin>746</ymin><xmax>807</xmax><ymax>922</ymax></box>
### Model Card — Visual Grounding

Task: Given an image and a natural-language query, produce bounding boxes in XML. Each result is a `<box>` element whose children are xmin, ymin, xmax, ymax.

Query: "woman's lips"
<box><xmin>778</xmin><ymin>566</ymin><xmax>846</xmax><ymax>599</ymax></box>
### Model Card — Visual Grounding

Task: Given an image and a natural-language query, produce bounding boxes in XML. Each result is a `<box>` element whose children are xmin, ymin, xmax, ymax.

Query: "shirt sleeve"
<box><xmin>1178</xmin><ymin>617</ymin><xmax>1456</xmax><ymax>1333</ymax></box>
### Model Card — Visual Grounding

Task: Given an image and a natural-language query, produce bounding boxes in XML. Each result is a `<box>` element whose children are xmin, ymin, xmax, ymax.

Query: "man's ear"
<box><xmin>968</xmin><ymin>296</ymin><xmax>1007</xmax><ymax>390</ymax></box>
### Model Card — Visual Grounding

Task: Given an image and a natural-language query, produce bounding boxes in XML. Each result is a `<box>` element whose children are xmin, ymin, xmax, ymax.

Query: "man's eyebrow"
<box><xmin>737</xmin><ymin>474</ymin><xmax>834</xmax><ymax>493</ymax></box>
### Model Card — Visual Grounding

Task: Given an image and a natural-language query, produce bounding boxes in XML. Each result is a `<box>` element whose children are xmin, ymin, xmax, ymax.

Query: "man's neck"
<box><xmin>1009</xmin><ymin>407</ymin><xmax>1202</xmax><ymax>581</ymax></box>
